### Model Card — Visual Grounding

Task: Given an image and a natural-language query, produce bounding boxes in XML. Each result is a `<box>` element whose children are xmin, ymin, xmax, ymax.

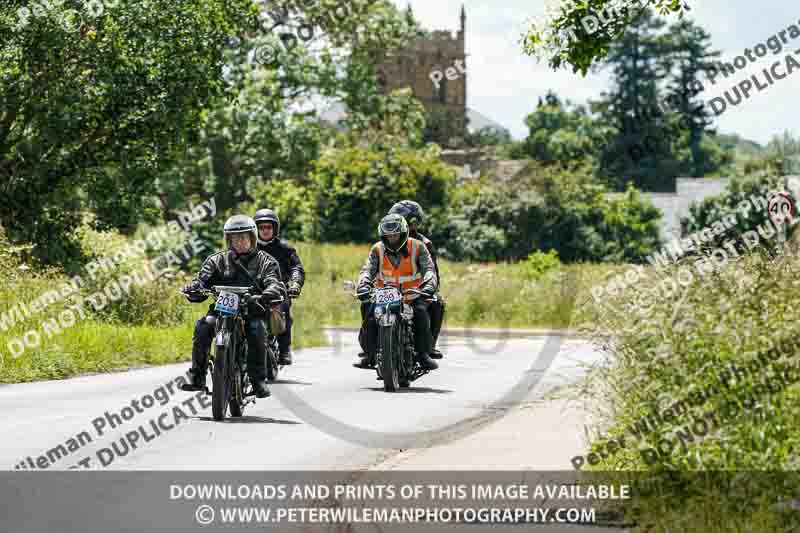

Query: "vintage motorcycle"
<box><xmin>346</xmin><ymin>281</ymin><xmax>434</xmax><ymax>392</ymax></box>
<box><xmin>180</xmin><ymin>285</ymin><xmax>283</xmax><ymax>421</ymax></box>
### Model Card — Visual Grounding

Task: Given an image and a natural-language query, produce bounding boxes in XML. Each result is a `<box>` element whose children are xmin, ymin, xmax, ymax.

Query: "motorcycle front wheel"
<box><xmin>379</xmin><ymin>323</ymin><xmax>400</xmax><ymax>392</ymax></box>
<box><xmin>211</xmin><ymin>330</ymin><xmax>232</xmax><ymax>421</ymax></box>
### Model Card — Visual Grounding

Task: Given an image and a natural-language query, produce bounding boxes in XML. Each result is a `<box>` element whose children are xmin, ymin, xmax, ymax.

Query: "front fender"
<box><xmin>215</xmin><ymin>331</ymin><xmax>229</xmax><ymax>347</ymax></box>
<box><xmin>215</xmin><ymin>321</ymin><xmax>230</xmax><ymax>347</ymax></box>
<box><xmin>378</xmin><ymin>313</ymin><xmax>397</xmax><ymax>327</ymax></box>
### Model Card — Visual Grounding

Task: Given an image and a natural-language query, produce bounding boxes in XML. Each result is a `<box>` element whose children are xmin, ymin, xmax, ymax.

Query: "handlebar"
<box><xmin>180</xmin><ymin>286</ymin><xmax>285</xmax><ymax>306</ymax></box>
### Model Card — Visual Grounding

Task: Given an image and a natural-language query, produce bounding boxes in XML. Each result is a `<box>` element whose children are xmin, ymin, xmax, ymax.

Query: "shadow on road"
<box><xmin>197</xmin><ymin>416</ymin><xmax>302</xmax><ymax>424</ymax></box>
<box><xmin>269</xmin><ymin>379</ymin><xmax>314</xmax><ymax>386</ymax></box>
<box><xmin>361</xmin><ymin>387</ymin><xmax>453</xmax><ymax>394</ymax></box>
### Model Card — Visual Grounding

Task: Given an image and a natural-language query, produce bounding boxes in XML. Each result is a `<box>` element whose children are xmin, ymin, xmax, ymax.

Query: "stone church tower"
<box><xmin>377</xmin><ymin>6</ymin><xmax>467</xmax><ymax>140</ymax></box>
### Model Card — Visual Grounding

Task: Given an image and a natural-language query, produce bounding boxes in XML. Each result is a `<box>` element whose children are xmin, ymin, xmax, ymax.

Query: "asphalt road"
<box><xmin>1</xmin><ymin>329</ymin><xmax>603</xmax><ymax>471</ymax></box>
<box><xmin>2</xmin><ymin>329</ymin><xmax>632</xmax><ymax>533</ymax></box>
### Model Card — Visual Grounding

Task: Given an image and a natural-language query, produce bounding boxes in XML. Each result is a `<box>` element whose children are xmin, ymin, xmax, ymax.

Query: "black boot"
<box><xmin>353</xmin><ymin>352</ymin><xmax>375</xmax><ymax>369</ymax></box>
<box><xmin>246</xmin><ymin>319</ymin><xmax>271</xmax><ymax>398</ymax></box>
<box><xmin>278</xmin><ymin>351</ymin><xmax>292</xmax><ymax>366</ymax></box>
<box><xmin>415</xmin><ymin>352</ymin><xmax>438</xmax><ymax>371</ymax></box>
<box><xmin>252</xmin><ymin>378</ymin><xmax>271</xmax><ymax>398</ymax></box>
<box><xmin>430</xmin><ymin>348</ymin><xmax>443</xmax><ymax>359</ymax></box>
<box><xmin>180</xmin><ymin>367</ymin><xmax>206</xmax><ymax>392</ymax></box>
<box><xmin>182</xmin><ymin>318</ymin><xmax>213</xmax><ymax>391</ymax></box>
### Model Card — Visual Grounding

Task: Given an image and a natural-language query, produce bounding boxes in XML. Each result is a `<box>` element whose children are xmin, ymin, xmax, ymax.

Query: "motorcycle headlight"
<box><xmin>374</xmin><ymin>305</ymin><xmax>386</xmax><ymax>318</ymax></box>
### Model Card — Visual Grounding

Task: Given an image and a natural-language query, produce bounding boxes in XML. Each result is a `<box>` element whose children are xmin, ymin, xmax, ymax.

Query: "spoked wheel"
<box><xmin>211</xmin><ymin>334</ymin><xmax>232</xmax><ymax>421</ymax></box>
<box><xmin>229</xmin><ymin>357</ymin><xmax>244</xmax><ymax>418</ymax></box>
<box><xmin>399</xmin><ymin>323</ymin><xmax>414</xmax><ymax>388</ymax></box>
<box><xmin>266</xmin><ymin>336</ymin><xmax>280</xmax><ymax>382</ymax></box>
<box><xmin>379</xmin><ymin>324</ymin><xmax>400</xmax><ymax>392</ymax></box>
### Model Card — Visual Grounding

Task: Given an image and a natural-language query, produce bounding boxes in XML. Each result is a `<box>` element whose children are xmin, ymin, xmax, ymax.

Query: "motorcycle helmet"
<box><xmin>253</xmin><ymin>208</ymin><xmax>280</xmax><ymax>243</ymax></box>
<box><xmin>388</xmin><ymin>200</ymin><xmax>424</xmax><ymax>229</ymax></box>
<box><xmin>378</xmin><ymin>213</ymin><xmax>408</xmax><ymax>253</ymax></box>
<box><xmin>223</xmin><ymin>215</ymin><xmax>258</xmax><ymax>251</ymax></box>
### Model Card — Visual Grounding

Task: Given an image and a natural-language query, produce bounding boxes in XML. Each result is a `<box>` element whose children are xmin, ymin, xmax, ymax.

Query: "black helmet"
<box><xmin>223</xmin><ymin>215</ymin><xmax>257</xmax><ymax>251</ymax></box>
<box><xmin>253</xmin><ymin>208</ymin><xmax>280</xmax><ymax>243</ymax></box>
<box><xmin>378</xmin><ymin>213</ymin><xmax>409</xmax><ymax>253</ymax></box>
<box><xmin>388</xmin><ymin>200</ymin><xmax>424</xmax><ymax>228</ymax></box>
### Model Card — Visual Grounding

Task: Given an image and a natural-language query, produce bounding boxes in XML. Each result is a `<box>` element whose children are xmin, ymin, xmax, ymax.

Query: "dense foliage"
<box><xmin>521</xmin><ymin>0</ymin><xmax>689</xmax><ymax>74</ymax></box>
<box><xmin>680</xmin><ymin>173</ymin><xmax>792</xmax><ymax>251</ymax></box>
<box><xmin>0</xmin><ymin>0</ymin><xmax>419</xmax><ymax>266</ymax></box>
<box><xmin>431</xmin><ymin>166</ymin><xmax>662</xmax><ymax>263</ymax></box>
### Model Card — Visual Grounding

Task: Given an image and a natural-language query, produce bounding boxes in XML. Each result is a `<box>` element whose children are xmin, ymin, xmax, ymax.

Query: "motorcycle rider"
<box><xmin>180</xmin><ymin>215</ymin><xmax>286</xmax><ymax>398</ymax></box>
<box><xmin>387</xmin><ymin>200</ymin><xmax>445</xmax><ymax>359</ymax></box>
<box><xmin>354</xmin><ymin>213</ymin><xmax>439</xmax><ymax>371</ymax></box>
<box><xmin>253</xmin><ymin>208</ymin><xmax>305</xmax><ymax>366</ymax></box>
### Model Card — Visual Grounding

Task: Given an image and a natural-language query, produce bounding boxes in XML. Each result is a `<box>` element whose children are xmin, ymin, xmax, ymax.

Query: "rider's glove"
<box><xmin>287</xmin><ymin>282</ymin><xmax>301</xmax><ymax>298</ymax></box>
<box><xmin>356</xmin><ymin>287</ymin><xmax>372</xmax><ymax>302</ymax></box>
<box><xmin>419</xmin><ymin>284</ymin><xmax>436</xmax><ymax>298</ymax></box>
<box><xmin>247</xmin><ymin>296</ymin><xmax>265</xmax><ymax>315</ymax></box>
<box><xmin>261</xmin><ymin>284</ymin><xmax>284</xmax><ymax>305</ymax></box>
<box><xmin>183</xmin><ymin>279</ymin><xmax>204</xmax><ymax>294</ymax></box>
<box><xmin>182</xmin><ymin>280</ymin><xmax>208</xmax><ymax>302</ymax></box>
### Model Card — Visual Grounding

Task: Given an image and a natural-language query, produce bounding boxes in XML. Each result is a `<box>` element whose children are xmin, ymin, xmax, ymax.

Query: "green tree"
<box><xmin>464</xmin><ymin>126</ymin><xmax>511</xmax><ymax>148</ymax></box>
<box><xmin>422</xmin><ymin>108</ymin><xmax>465</xmax><ymax>147</ymax></box>
<box><xmin>593</xmin><ymin>8</ymin><xmax>681</xmax><ymax>192</ymax></box>
<box><xmin>435</xmin><ymin>165</ymin><xmax>662</xmax><ymax>263</ymax></box>
<box><xmin>311</xmin><ymin>119</ymin><xmax>457</xmax><ymax>243</ymax></box>
<box><xmin>662</xmin><ymin>18</ymin><xmax>720</xmax><ymax>176</ymax></box>
<box><xmin>766</xmin><ymin>130</ymin><xmax>800</xmax><ymax>174</ymax></box>
<box><xmin>680</xmin><ymin>173</ymin><xmax>789</xmax><ymax>251</ymax></box>
<box><xmin>521</xmin><ymin>0</ymin><xmax>690</xmax><ymax>74</ymax></box>
<box><xmin>0</xmin><ymin>0</ymin><xmax>257</xmax><ymax>265</ymax></box>
<box><xmin>522</xmin><ymin>91</ymin><xmax>604</xmax><ymax>168</ymax></box>
<box><xmin>157</xmin><ymin>0</ymin><xmax>420</xmax><ymax>214</ymax></box>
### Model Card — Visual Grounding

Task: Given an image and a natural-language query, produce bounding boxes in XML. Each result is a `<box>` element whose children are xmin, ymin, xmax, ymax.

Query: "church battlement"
<box><xmin>376</xmin><ymin>5</ymin><xmax>467</xmax><ymax>145</ymax></box>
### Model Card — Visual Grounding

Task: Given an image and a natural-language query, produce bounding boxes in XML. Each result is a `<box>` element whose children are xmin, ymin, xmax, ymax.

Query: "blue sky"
<box><xmin>392</xmin><ymin>0</ymin><xmax>799</xmax><ymax>146</ymax></box>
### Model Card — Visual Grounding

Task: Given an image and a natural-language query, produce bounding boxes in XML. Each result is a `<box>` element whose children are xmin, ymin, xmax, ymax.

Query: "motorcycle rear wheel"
<box><xmin>266</xmin><ymin>336</ymin><xmax>280</xmax><ymax>382</ymax></box>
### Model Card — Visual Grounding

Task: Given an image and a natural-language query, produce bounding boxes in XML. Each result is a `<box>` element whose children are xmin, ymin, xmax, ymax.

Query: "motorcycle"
<box><xmin>346</xmin><ymin>281</ymin><xmax>434</xmax><ymax>392</ymax></box>
<box><xmin>180</xmin><ymin>285</ymin><xmax>283</xmax><ymax>421</ymax></box>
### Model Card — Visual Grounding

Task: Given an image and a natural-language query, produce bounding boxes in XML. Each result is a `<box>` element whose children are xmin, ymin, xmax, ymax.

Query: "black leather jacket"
<box><xmin>415</xmin><ymin>231</ymin><xmax>441</xmax><ymax>289</ymax></box>
<box><xmin>192</xmin><ymin>248</ymin><xmax>286</xmax><ymax>316</ymax></box>
<box><xmin>257</xmin><ymin>239</ymin><xmax>305</xmax><ymax>287</ymax></box>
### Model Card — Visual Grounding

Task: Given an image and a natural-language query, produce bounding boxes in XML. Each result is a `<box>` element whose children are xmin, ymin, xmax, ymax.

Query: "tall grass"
<box><xmin>577</xmin><ymin>246</ymin><xmax>800</xmax><ymax>531</ymax></box>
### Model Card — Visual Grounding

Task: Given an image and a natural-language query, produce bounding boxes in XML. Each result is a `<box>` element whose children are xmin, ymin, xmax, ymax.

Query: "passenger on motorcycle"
<box><xmin>354</xmin><ymin>214</ymin><xmax>439</xmax><ymax>371</ymax></box>
<box><xmin>254</xmin><ymin>208</ymin><xmax>305</xmax><ymax>366</ymax></box>
<box><xmin>180</xmin><ymin>215</ymin><xmax>287</xmax><ymax>398</ymax></box>
<box><xmin>387</xmin><ymin>200</ymin><xmax>445</xmax><ymax>359</ymax></box>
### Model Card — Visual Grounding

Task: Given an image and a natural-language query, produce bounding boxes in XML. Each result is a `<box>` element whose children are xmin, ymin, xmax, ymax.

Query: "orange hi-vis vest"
<box><xmin>375</xmin><ymin>239</ymin><xmax>423</xmax><ymax>290</ymax></box>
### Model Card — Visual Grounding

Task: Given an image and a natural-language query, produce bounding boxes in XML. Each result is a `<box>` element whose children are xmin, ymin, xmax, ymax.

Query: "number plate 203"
<box><xmin>214</xmin><ymin>291</ymin><xmax>240</xmax><ymax>315</ymax></box>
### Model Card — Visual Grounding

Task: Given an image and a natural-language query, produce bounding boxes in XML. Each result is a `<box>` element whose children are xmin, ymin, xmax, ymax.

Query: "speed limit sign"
<box><xmin>768</xmin><ymin>192</ymin><xmax>795</xmax><ymax>225</ymax></box>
